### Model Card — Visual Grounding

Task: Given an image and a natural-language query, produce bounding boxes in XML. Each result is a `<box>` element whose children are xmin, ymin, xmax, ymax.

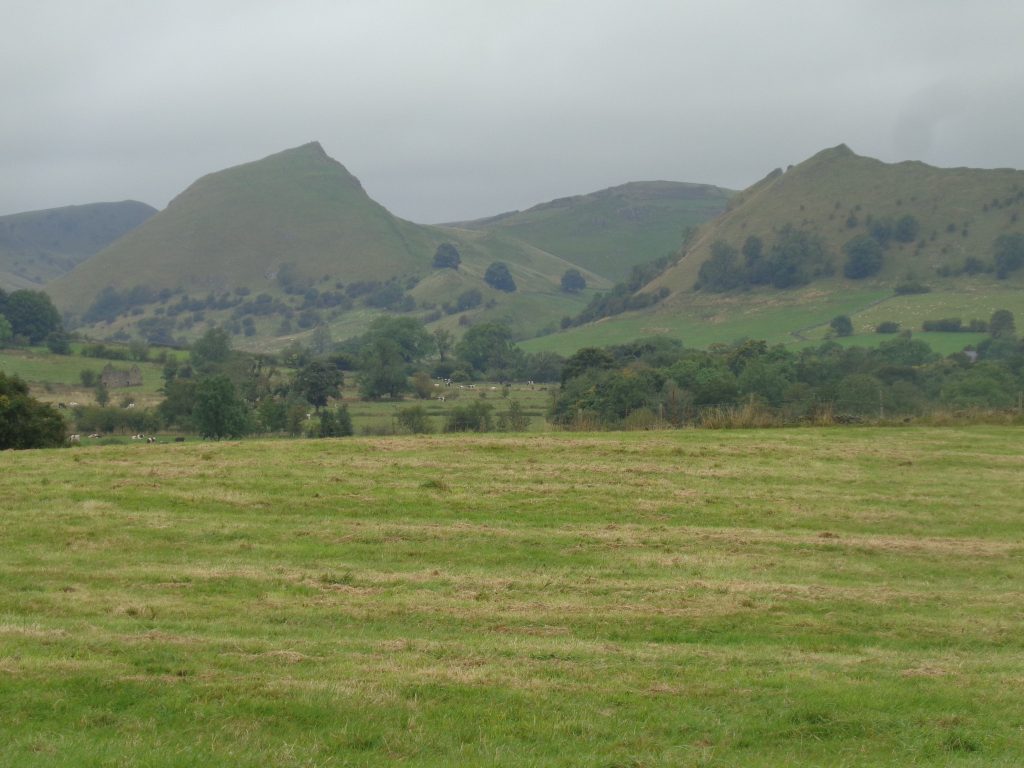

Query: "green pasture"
<box><xmin>524</xmin><ymin>281</ymin><xmax>1023</xmax><ymax>356</ymax></box>
<box><xmin>341</xmin><ymin>381</ymin><xmax>554</xmax><ymax>435</ymax></box>
<box><xmin>853</xmin><ymin>285</ymin><xmax>1024</xmax><ymax>332</ymax></box>
<box><xmin>521</xmin><ymin>286</ymin><xmax>890</xmax><ymax>353</ymax></box>
<box><xmin>1</xmin><ymin>427</ymin><xmax>1022</xmax><ymax>766</ymax></box>
<box><xmin>0</xmin><ymin>347</ymin><xmax>169</xmax><ymax>405</ymax></box>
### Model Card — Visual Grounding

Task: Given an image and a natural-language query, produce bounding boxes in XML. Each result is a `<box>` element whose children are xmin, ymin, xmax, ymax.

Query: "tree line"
<box><xmin>551</xmin><ymin>317</ymin><xmax>1022</xmax><ymax>428</ymax></box>
<box><xmin>4</xmin><ymin>307</ymin><xmax>1022</xmax><ymax>448</ymax></box>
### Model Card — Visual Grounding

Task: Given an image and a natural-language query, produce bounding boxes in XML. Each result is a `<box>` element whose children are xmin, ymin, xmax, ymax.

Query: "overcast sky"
<box><xmin>4</xmin><ymin>0</ymin><xmax>1024</xmax><ymax>223</ymax></box>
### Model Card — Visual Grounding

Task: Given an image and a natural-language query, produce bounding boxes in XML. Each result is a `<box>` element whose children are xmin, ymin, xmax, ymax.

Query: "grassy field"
<box><xmin>0</xmin><ymin>347</ymin><xmax>171</xmax><ymax>407</ymax></box>
<box><xmin>1</xmin><ymin>427</ymin><xmax>1022</xmax><ymax>766</ymax></box>
<box><xmin>521</xmin><ymin>286</ymin><xmax>891</xmax><ymax>354</ymax></box>
<box><xmin>343</xmin><ymin>382</ymin><xmax>554</xmax><ymax>434</ymax></box>
<box><xmin>522</xmin><ymin>280</ymin><xmax>1024</xmax><ymax>357</ymax></box>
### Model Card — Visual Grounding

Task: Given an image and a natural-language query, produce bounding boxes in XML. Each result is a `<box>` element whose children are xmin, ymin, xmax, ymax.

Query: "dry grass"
<box><xmin>0</xmin><ymin>427</ymin><xmax>1021</xmax><ymax>766</ymax></box>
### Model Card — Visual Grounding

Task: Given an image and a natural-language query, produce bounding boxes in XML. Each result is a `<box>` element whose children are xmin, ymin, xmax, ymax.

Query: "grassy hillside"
<box><xmin>527</xmin><ymin>146</ymin><xmax>1024</xmax><ymax>355</ymax></box>
<box><xmin>45</xmin><ymin>144</ymin><xmax>610</xmax><ymax>346</ymax></box>
<box><xmin>0</xmin><ymin>201</ymin><xmax>155</xmax><ymax>290</ymax></box>
<box><xmin>47</xmin><ymin>144</ymin><xmax>438</xmax><ymax>312</ymax></box>
<box><xmin>522</xmin><ymin>280</ymin><xmax>1024</xmax><ymax>356</ymax></box>
<box><xmin>1</xmin><ymin>428</ymin><xmax>1022</xmax><ymax>765</ymax></box>
<box><xmin>653</xmin><ymin>144</ymin><xmax>1024</xmax><ymax>295</ymax></box>
<box><xmin>453</xmin><ymin>180</ymin><xmax>732</xmax><ymax>281</ymax></box>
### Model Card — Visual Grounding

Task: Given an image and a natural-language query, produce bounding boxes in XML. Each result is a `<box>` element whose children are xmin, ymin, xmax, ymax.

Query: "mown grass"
<box><xmin>1</xmin><ymin>427</ymin><xmax>1022</xmax><ymax>765</ymax></box>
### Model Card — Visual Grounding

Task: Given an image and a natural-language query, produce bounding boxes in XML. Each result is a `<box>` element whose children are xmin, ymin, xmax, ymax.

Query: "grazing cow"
<box><xmin>68</xmin><ymin>434</ymin><xmax>80</xmax><ymax>443</ymax></box>
<box><xmin>174</xmin><ymin>437</ymin><xmax>185</xmax><ymax>443</ymax></box>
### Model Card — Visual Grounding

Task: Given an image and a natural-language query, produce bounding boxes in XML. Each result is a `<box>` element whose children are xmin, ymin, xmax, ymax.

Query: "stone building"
<box><xmin>100</xmin><ymin>364</ymin><xmax>143</xmax><ymax>388</ymax></box>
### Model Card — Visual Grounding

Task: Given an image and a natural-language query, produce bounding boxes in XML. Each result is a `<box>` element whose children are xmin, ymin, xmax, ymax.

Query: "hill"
<box><xmin>47</xmin><ymin>143</ymin><xmax>438</xmax><ymax>312</ymax></box>
<box><xmin>525</xmin><ymin>146</ymin><xmax>1024</xmax><ymax>355</ymax></box>
<box><xmin>46</xmin><ymin>143</ymin><xmax>610</xmax><ymax>346</ymax></box>
<box><xmin>652</xmin><ymin>144</ymin><xmax>1024</xmax><ymax>296</ymax></box>
<box><xmin>0</xmin><ymin>200</ymin><xmax>156</xmax><ymax>290</ymax></box>
<box><xmin>451</xmin><ymin>180</ymin><xmax>732</xmax><ymax>281</ymax></box>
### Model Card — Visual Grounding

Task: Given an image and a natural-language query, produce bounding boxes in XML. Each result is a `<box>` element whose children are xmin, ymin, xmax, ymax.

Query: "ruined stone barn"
<box><xmin>100</xmin><ymin>364</ymin><xmax>143</xmax><ymax>388</ymax></box>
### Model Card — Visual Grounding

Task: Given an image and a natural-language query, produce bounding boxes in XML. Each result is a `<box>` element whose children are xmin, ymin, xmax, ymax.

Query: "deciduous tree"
<box><xmin>193</xmin><ymin>375</ymin><xmax>249</xmax><ymax>439</ymax></box>
<box><xmin>560</xmin><ymin>268</ymin><xmax>586</xmax><ymax>293</ymax></box>
<box><xmin>484</xmin><ymin>262</ymin><xmax>516</xmax><ymax>292</ymax></box>
<box><xmin>432</xmin><ymin>243</ymin><xmax>461</xmax><ymax>269</ymax></box>
<box><xmin>0</xmin><ymin>372</ymin><xmax>66</xmax><ymax>449</ymax></box>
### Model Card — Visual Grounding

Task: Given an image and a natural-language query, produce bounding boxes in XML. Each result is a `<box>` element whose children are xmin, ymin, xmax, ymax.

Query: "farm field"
<box><xmin>0</xmin><ymin>344</ymin><xmax>556</xmax><ymax>437</ymax></box>
<box><xmin>521</xmin><ymin>282</ymin><xmax>1024</xmax><ymax>357</ymax></box>
<box><xmin>1</xmin><ymin>427</ymin><xmax>1022</xmax><ymax>766</ymax></box>
<box><xmin>0</xmin><ymin>347</ymin><xmax>171</xmax><ymax>408</ymax></box>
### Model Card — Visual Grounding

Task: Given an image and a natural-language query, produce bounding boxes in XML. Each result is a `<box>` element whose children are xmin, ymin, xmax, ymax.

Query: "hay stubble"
<box><xmin>1</xmin><ymin>427</ymin><xmax>1022</xmax><ymax>766</ymax></box>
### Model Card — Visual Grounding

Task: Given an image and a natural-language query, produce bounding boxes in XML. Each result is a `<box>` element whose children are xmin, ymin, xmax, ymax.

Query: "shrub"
<box><xmin>454</xmin><ymin>289</ymin><xmax>482</xmax><ymax>313</ymax></box>
<box><xmin>842</xmin><ymin>235</ymin><xmax>884</xmax><ymax>279</ymax></box>
<box><xmin>829</xmin><ymin>315</ymin><xmax>854</xmax><ymax>337</ymax></box>
<box><xmin>432</xmin><ymin>243</ymin><xmax>461</xmax><ymax>269</ymax></box>
<box><xmin>484</xmin><ymin>262</ymin><xmax>517</xmax><ymax>292</ymax></box>
<box><xmin>560</xmin><ymin>269</ymin><xmax>586</xmax><ymax>293</ymax></box>
<box><xmin>920</xmin><ymin>318</ymin><xmax>986</xmax><ymax>333</ymax></box>
<box><xmin>444</xmin><ymin>400</ymin><xmax>494</xmax><ymax>432</ymax></box>
<box><xmin>894</xmin><ymin>279</ymin><xmax>931</xmax><ymax>295</ymax></box>
<box><xmin>396</xmin><ymin>405</ymin><xmax>433</xmax><ymax>434</ymax></box>
<box><xmin>496</xmin><ymin>400</ymin><xmax>530</xmax><ymax>432</ymax></box>
<box><xmin>317</xmin><ymin>406</ymin><xmax>353</xmax><ymax>437</ymax></box>
<box><xmin>993</xmin><ymin>233</ymin><xmax>1024</xmax><ymax>278</ymax></box>
<box><xmin>893</xmin><ymin>214</ymin><xmax>920</xmax><ymax>243</ymax></box>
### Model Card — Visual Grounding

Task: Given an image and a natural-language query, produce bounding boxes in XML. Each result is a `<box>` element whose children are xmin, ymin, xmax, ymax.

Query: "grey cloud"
<box><xmin>3</xmin><ymin>0</ymin><xmax>1024</xmax><ymax>223</ymax></box>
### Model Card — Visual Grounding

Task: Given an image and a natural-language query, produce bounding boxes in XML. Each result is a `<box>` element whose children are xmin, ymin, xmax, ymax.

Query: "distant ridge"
<box><xmin>649</xmin><ymin>144</ymin><xmax>1024</xmax><ymax>296</ymax></box>
<box><xmin>0</xmin><ymin>200</ymin><xmax>156</xmax><ymax>289</ymax></box>
<box><xmin>450</xmin><ymin>180</ymin><xmax>733</xmax><ymax>281</ymax></box>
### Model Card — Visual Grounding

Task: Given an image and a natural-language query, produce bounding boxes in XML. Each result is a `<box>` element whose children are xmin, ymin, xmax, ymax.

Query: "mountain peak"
<box><xmin>295</xmin><ymin>140</ymin><xmax>327</xmax><ymax>157</ymax></box>
<box><xmin>803</xmin><ymin>143</ymin><xmax>857</xmax><ymax>165</ymax></box>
